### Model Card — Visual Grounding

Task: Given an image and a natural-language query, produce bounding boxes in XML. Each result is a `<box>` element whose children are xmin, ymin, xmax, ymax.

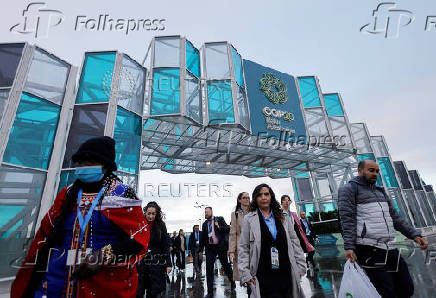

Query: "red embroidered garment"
<box><xmin>11</xmin><ymin>186</ymin><xmax>150</xmax><ymax>298</ymax></box>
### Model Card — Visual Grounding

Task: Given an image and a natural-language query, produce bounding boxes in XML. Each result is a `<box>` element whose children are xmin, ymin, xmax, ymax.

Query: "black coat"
<box><xmin>188</xmin><ymin>230</ymin><xmax>203</xmax><ymax>252</ymax></box>
<box><xmin>300</xmin><ymin>218</ymin><xmax>317</xmax><ymax>244</ymax></box>
<box><xmin>139</xmin><ymin>222</ymin><xmax>171</xmax><ymax>295</ymax></box>
<box><xmin>170</xmin><ymin>235</ymin><xmax>177</xmax><ymax>251</ymax></box>
<box><xmin>199</xmin><ymin>216</ymin><xmax>230</xmax><ymax>252</ymax></box>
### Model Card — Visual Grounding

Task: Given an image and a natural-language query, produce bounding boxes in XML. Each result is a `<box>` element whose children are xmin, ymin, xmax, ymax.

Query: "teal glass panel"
<box><xmin>3</xmin><ymin>93</ymin><xmax>60</xmax><ymax>169</ymax></box>
<box><xmin>76</xmin><ymin>52</ymin><xmax>116</xmax><ymax>103</ymax></box>
<box><xmin>62</xmin><ymin>104</ymin><xmax>108</xmax><ymax>168</ymax></box>
<box><xmin>292</xmin><ymin>178</ymin><xmax>300</xmax><ymax>202</ymax></box>
<box><xmin>302</xmin><ymin>203</ymin><xmax>315</xmax><ymax>218</ymax></box>
<box><xmin>24</xmin><ymin>48</ymin><xmax>70</xmax><ymax>105</ymax></box>
<box><xmin>249</xmin><ymin>166</ymin><xmax>265</xmax><ymax>176</ymax></box>
<box><xmin>185</xmin><ymin>72</ymin><xmax>201</xmax><ymax>123</ymax></box>
<box><xmin>322</xmin><ymin>202</ymin><xmax>335</xmax><ymax>212</ymax></box>
<box><xmin>358</xmin><ymin>153</ymin><xmax>376</xmax><ymax>161</ymax></box>
<box><xmin>186</xmin><ymin>40</ymin><xmax>200</xmax><ymax>78</ymax></box>
<box><xmin>114</xmin><ymin>107</ymin><xmax>142</xmax><ymax>174</ymax></box>
<box><xmin>295</xmin><ymin>163</ymin><xmax>309</xmax><ymax>178</ymax></box>
<box><xmin>151</xmin><ymin>68</ymin><xmax>180</xmax><ymax>115</ymax></box>
<box><xmin>1</xmin><ymin>219</ymin><xmax>23</xmax><ymax>239</ymax></box>
<box><xmin>378</xmin><ymin>157</ymin><xmax>399</xmax><ymax>188</ymax></box>
<box><xmin>323</xmin><ymin>93</ymin><xmax>344</xmax><ymax>116</ymax></box>
<box><xmin>296</xmin><ymin>172</ymin><xmax>309</xmax><ymax>178</ymax></box>
<box><xmin>207</xmin><ymin>80</ymin><xmax>234</xmax><ymax>124</ymax></box>
<box><xmin>231</xmin><ymin>47</ymin><xmax>244</xmax><ymax>87</ymax></box>
<box><xmin>0</xmin><ymin>206</ymin><xmax>24</xmax><ymax>229</ymax></box>
<box><xmin>162</xmin><ymin>158</ymin><xmax>174</xmax><ymax>170</ymax></box>
<box><xmin>297</xmin><ymin>77</ymin><xmax>321</xmax><ymax>108</ymax></box>
<box><xmin>392</xmin><ymin>199</ymin><xmax>400</xmax><ymax>213</ymax></box>
<box><xmin>118</xmin><ymin>55</ymin><xmax>145</xmax><ymax>115</ymax></box>
<box><xmin>236</xmin><ymin>86</ymin><xmax>249</xmax><ymax>130</ymax></box>
<box><xmin>154</xmin><ymin>37</ymin><xmax>180</xmax><ymax>68</ymax></box>
<box><xmin>58</xmin><ymin>170</ymin><xmax>76</xmax><ymax>193</ymax></box>
<box><xmin>205</xmin><ymin>43</ymin><xmax>230</xmax><ymax>79</ymax></box>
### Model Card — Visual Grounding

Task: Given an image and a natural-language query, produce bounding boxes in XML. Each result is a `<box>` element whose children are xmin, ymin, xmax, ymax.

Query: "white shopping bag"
<box><xmin>338</xmin><ymin>260</ymin><xmax>381</xmax><ymax>298</ymax></box>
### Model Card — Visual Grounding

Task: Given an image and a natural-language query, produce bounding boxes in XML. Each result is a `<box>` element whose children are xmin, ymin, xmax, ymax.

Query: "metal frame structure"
<box><xmin>370</xmin><ymin>135</ymin><xmax>414</xmax><ymax>225</ymax></box>
<box><xmin>0</xmin><ymin>42</ymin><xmax>76</xmax><ymax>277</ymax></box>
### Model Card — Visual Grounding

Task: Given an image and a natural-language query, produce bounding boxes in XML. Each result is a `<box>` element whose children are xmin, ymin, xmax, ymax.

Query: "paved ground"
<box><xmin>1</xmin><ymin>233</ymin><xmax>435</xmax><ymax>297</ymax></box>
<box><xmin>164</xmin><ymin>233</ymin><xmax>436</xmax><ymax>297</ymax></box>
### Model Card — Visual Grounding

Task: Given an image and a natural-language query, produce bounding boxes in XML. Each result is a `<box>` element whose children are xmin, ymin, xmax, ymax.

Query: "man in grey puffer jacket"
<box><xmin>338</xmin><ymin>160</ymin><xmax>428</xmax><ymax>298</ymax></box>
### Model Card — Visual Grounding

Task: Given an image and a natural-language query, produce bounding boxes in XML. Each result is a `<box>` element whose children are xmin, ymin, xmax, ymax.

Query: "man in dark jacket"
<box><xmin>300</xmin><ymin>211</ymin><xmax>319</xmax><ymax>270</ymax></box>
<box><xmin>170</xmin><ymin>231</ymin><xmax>178</xmax><ymax>268</ymax></box>
<box><xmin>200</xmin><ymin>207</ymin><xmax>235</xmax><ymax>297</ymax></box>
<box><xmin>188</xmin><ymin>224</ymin><xmax>203</xmax><ymax>278</ymax></box>
<box><xmin>174</xmin><ymin>229</ymin><xmax>187</xmax><ymax>271</ymax></box>
<box><xmin>338</xmin><ymin>160</ymin><xmax>428</xmax><ymax>298</ymax></box>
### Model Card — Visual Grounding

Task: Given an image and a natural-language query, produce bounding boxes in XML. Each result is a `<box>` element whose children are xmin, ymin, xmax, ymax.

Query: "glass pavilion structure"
<box><xmin>0</xmin><ymin>36</ymin><xmax>435</xmax><ymax>277</ymax></box>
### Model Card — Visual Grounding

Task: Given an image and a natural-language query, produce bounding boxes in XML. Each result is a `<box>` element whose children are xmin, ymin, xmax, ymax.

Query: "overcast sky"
<box><xmin>2</xmin><ymin>0</ymin><xmax>435</xmax><ymax>231</ymax></box>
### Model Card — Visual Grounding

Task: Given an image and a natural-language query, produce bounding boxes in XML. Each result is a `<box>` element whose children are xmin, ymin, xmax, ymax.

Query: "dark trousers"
<box><xmin>177</xmin><ymin>250</ymin><xmax>185</xmax><ymax>269</ymax></box>
<box><xmin>356</xmin><ymin>245</ymin><xmax>414</xmax><ymax>298</ymax></box>
<box><xmin>205</xmin><ymin>245</ymin><xmax>233</xmax><ymax>294</ymax></box>
<box><xmin>136</xmin><ymin>262</ymin><xmax>146</xmax><ymax>298</ymax></box>
<box><xmin>192</xmin><ymin>247</ymin><xmax>202</xmax><ymax>274</ymax></box>
<box><xmin>306</xmin><ymin>251</ymin><xmax>316</xmax><ymax>267</ymax></box>
<box><xmin>171</xmin><ymin>250</ymin><xmax>177</xmax><ymax>267</ymax></box>
<box><xmin>306</xmin><ymin>235</ymin><xmax>316</xmax><ymax>267</ymax></box>
<box><xmin>257</xmin><ymin>270</ymin><xmax>291</xmax><ymax>298</ymax></box>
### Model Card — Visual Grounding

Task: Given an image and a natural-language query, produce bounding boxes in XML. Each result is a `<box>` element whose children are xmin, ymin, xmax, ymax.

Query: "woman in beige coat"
<box><xmin>238</xmin><ymin>184</ymin><xmax>306</xmax><ymax>298</ymax></box>
<box><xmin>228</xmin><ymin>192</ymin><xmax>250</xmax><ymax>281</ymax></box>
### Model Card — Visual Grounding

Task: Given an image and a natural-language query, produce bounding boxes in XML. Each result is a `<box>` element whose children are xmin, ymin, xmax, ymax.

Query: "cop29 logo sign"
<box><xmin>259</xmin><ymin>73</ymin><xmax>288</xmax><ymax>105</ymax></box>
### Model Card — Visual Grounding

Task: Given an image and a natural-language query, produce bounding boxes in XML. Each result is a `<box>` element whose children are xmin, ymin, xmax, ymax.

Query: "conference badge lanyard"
<box><xmin>271</xmin><ymin>246</ymin><xmax>280</xmax><ymax>269</ymax></box>
<box><xmin>208</xmin><ymin>221</ymin><xmax>213</xmax><ymax>244</ymax></box>
<box><xmin>66</xmin><ymin>186</ymin><xmax>106</xmax><ymax>266</ymax></box>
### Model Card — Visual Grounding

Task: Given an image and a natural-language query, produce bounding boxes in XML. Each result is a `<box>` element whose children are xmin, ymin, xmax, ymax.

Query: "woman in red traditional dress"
<box><xmin>11</xmin><ymin>136</ymin><xmax>150</xmax><ymax>298</ymax></box>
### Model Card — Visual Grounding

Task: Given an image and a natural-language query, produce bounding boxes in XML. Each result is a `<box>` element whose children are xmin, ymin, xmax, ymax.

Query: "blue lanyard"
<box><xmin>77</xmin><ymin>186</ymin><xmax>106</xmax><ymax>244</ymax></box>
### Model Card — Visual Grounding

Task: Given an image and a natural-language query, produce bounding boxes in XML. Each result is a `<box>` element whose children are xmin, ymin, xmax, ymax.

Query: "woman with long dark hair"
<box><xmin>229</xmin><ymin>192</ymin><xmax>250</xmax><ymax>282</ymax></box>
<box><xmin>11</xmin><ymin>136</ymin><xmax>150</xmax><ymax>298</ymax></box>
<box><xmin>136</xmin><ymin>201</ymin><xmax>171</xmax><ymax>298</ymax></box>
<box><xmin>238</xmin><ymin>184</ymin><xmax>306</xmax><ymax>298</ymax></box>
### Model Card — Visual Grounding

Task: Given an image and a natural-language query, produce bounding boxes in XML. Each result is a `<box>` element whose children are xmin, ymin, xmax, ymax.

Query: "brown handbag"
<box><xmin>187</xmin><ymin>255</ymin><xmax>193</xmax><ymax>264</ymax></box>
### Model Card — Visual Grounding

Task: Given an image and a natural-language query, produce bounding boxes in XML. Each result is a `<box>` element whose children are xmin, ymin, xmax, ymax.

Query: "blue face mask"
<box><xmin>74</xmin><ymin>166</ymin><xmax>104</xmax><ymax>183</ymax></box>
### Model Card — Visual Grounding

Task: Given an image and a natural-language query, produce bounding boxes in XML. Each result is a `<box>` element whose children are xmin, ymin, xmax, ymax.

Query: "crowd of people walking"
<box><xmin>10</xmin><ymin>137</ymin><xmax>429</xmax><ymax>298</ymax></box>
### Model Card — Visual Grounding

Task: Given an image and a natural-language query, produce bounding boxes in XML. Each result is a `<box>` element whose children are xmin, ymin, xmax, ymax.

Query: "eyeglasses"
<box><xmin>241</xmin><ymin>196</ymin><xmax>250</xmax><ymax>200</ymax></box>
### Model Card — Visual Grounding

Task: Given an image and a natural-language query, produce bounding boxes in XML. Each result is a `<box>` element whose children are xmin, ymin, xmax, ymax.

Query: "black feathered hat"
<box><xmin>71</xmin><ymin>136</ymin><xmax>117</xmax><ymax>172</ymax></box>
